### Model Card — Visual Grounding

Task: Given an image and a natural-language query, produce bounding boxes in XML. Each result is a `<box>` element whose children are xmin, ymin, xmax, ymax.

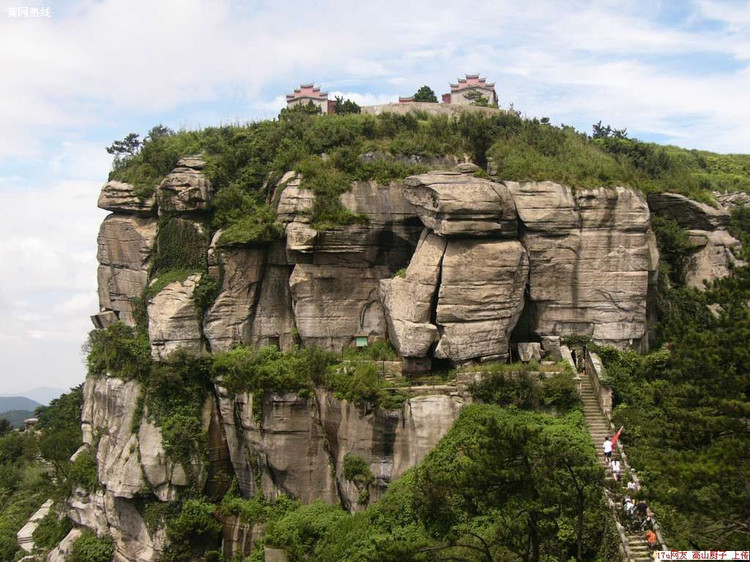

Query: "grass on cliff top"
<box><xmin>109</xmin><ymin>109</ymin><xmax>750</xmax><ymax>238</ymax></box>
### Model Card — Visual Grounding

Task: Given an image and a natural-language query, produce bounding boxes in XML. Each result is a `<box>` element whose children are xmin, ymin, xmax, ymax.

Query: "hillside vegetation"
<box><xmin>591</xmin><ymin>210</ymin><xmax>750</xmax><ymax>550</ymax></box>
<box><xmin>110</xmin><ymin>109</ymin><xmax>750</xmax><ymax>240</ymax></box>
<box><xmin>0</xmin><ymin>386</ymin><xmax>83</xmax><ymax>561</ymax></box>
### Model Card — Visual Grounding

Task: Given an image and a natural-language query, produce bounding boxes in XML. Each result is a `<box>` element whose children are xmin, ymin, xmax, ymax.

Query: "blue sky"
<box><xmin>0</xmin><ymin>0</ymin><xmax>749</xmax><ymax>394</ymax></box>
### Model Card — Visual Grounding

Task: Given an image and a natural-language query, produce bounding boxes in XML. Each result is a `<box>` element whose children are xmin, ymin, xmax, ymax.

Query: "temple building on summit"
<box><xmin>285</xmin><ymin>83</ymin><xmax>335</xmax><ymax>114</ymax></box>
<box><xmin>285</xmin><ymin>74</ymin><xmax>498</xmax><ymax>112</ymax></box>
<box><xmin>398</xmin><ymin>74</ymin><xmax>498</xmax><ymax>106</ymax></box>
<box><xmin>446</xmin><ymin>74</ymin><xmax>498</xmax><ymax>105</ymax></box>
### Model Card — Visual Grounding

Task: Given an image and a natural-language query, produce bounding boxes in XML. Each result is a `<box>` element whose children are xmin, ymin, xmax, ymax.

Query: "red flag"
<box><xmin>611</xmin><ymin>426</ymin><xmax>623</xmax><ymax>447</ymax></box>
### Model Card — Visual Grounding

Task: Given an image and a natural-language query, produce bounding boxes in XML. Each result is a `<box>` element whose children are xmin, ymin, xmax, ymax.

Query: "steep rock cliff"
<box><xmin>75</xmin><ymin>154</ymin><xmax>748</xmax><ymax>561</ymax></box>
<box><xmin>215</xmin><ymin>387</ymin><xmax>464</xmax><ymax>509</ymax></box>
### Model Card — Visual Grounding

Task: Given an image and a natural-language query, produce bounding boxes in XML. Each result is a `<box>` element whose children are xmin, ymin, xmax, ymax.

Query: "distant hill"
<box><xmin>18</xmin><ymin>386</ymin><xmax>67</xmax><ymax>405</ymax></box>
<box><xmin>0</xmin><ymin>386</ymin><xmax>67</xmax><ymax>406</ymax></box>
<box><xmin>0</xmin><ymin>410</ymin><xmax>35</xmax><ymax>428</ymax></box>
<box><xmin>0</xmin><ymin>396</ymin><xmax>41</xmax><ymax>412</ymax></box>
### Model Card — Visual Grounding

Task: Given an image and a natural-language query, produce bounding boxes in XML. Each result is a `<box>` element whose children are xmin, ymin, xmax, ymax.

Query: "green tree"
<box><xmin>279</xmin><ymin>100</ymin><xmax>322</xmax><ymax>120</ymax></box>
<box><xmin>605</xmin><ymin>225</ymin><xmax>750</xmax><ymax>549</ymax></box>
<box><xmin>0</xmin><ymin>419</ymin><xmax>11</xmax><ymax>436</ymax></box>
<box><xmin>412</xmin><ymin>85</ymin><xmax>438</xmax><ymax>103</ymax></box>
<box><xmin>106</xmin><ymin>133</ymin><xmax>141</xmax><ymax>169</ymax></box>
<box><xmin>35</xmin><ymin>386</ymin><xmax>84</xmax><ymax>484</ymax></box>
<box><xmin>144</xmin><ymin>124</ymin><xmax>175</xmax><ymax>142</ymax></box>
<box><xmin>162</xmin><ymin>499</ymin><xmax>221</xmax><ymax>562</ymax></box>
<box><xmin>592</xmin><ymin>120</ymin><xmax>628</xmax><ymax>139</ymax></box>
<box><xmin>69</xmin><ymin>531</ymin><xmax>115</xmax><ymax>562</ymax></box>
<box><xmin>464</xmin><ymin>89</ymin><xmax>490</xmax><ymax>107</ymax></box>
<box><xmin>333</xmin><ymin>96</ymin><xmax>361</xmax><ymax>114</ymax></box>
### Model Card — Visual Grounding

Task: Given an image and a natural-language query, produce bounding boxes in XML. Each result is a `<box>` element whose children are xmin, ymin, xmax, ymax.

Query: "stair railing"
<box><xmin>584</xmin><ymin>347</ymin><xmax>668</xmax><ymax>553</ymax></box>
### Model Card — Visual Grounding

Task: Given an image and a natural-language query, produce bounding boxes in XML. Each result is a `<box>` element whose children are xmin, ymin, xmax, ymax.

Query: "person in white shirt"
<box><xmin>603</xmin><ymin>437</ymin><xmax>613</xmax><ymax>464</ymax></box>
<box><xmin>611</xmin><ymin>459</ymin><xmax>621</xmax><ymax>481</ymax></box>
<box><xmin>623</xmin><ymin>496</ymin><xmax>635</xmax><ymax>516</ymax></box>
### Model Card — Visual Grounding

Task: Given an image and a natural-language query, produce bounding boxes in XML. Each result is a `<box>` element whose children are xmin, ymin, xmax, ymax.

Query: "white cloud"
<box><xmin>0</xmin><ymin>151</ymin><xmax>105</xmax><ymax>391</ymax></box>
<box><xmin>2</xmin><ymin>0</ymin><xmax>750</xmax><ymax>155</ymax></box>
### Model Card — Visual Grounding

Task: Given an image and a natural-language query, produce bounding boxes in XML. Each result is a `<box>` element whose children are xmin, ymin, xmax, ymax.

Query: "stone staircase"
<box><xmin>580</xmin><ymin>375</ymin><xmax>654</xmax><ymax>562</ymax></box>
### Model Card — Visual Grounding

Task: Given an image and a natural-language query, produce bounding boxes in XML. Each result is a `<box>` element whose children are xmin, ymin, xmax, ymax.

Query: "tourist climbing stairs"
<box><xmin>579</xmin><ymin>370</ymin><xmax>663</xmax><ymax>562</ymax></box>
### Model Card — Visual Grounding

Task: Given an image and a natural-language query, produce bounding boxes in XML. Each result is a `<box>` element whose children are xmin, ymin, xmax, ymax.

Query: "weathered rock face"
<box><xmin>384</xmin><ymin>179</ymin><xmax>652</xmax><ymax>359</ymax></box>
<box><xmin>435</xmin><ymin>239</ymin><xmax>529</xmax><ymax>361</ymax></box>
<box><xmin>715</xmin><ymin>190</ymin><xmax>750</xmax><ymax>210</ymax></box>
<box><xmin>67</xmin><ymin>486</ymin><xmax>167</xmax><ymax>562</ymax></box>
<box><xmin>247</xmin><ymin>260</ymin><xmax>297</xmax><ymax>351</ymax></box>
<box><xmin>647</xmin><ymin>192</ymin><xmax>729</xmax><ymax>230</ymax></box>
<box><xmin>215</xmin><ymin>387</ymin><xmax>464</xmax><ymax>508</ymax></box>
<box><xmin>379</xmin><ymin>230</ymin><xmax>445</xmax><ymax>360</ymax></box>
<box><xmin>685</xmin><ymin>229</ymin><xmax>744</xmax><ymax>289</ymax></box>
<box><xmin>508</xmin><ymin>182</ymin><xmax>653</xmax><ymax>348</ymax></box>
<box><xmin>648</xmin><ymin>192</ymin><xmax>744</xmax><ymax>290</ymax></box>
<box><xmin>156</xmin><ymin>156</ymin><xmax>213</xmax><ymax>214</ymax></box>
<box><xmin>275</xmin><ymin>174</ymin><xmax>313</xmax><ymax>223</ymax></box>
<box><xmin>290</xmin><ymin>264</ymin><xmax>390</xmax><ymax>349</ymax></box>
<box><xmin>203</xmin><ymin>243</ymin><xmax>266</xmax><ymax>352</ymax></box>
<box><xmin>404</xmin><ymin>171</ymin><xmax>518</xmax><ymax>237</ymax></box>
<box><xmin>75</xmin><ymin>375</ymin><xmax>216</xmax><ymax>561</ymax></box>
<box><xmin>81</xmin><ymin>376</ymin><xmax>208</xmax><ymax>501</ymax></box>
<box><xmin>98</xmin><ymin>181</ymin><xmax>157</xmax><ymax>215</ymax></box>
<box><xmin>96</xmin><ymin>214</ymin><xmax>157</xmax><ymax>326</ymax></box>
<box><xmin>203</xmin><ymin>233</ymin><xmax>297</xmax><ymax>353</ymax></box>
<box><xmin>285</xmin><ymin>181</ymin><xmax>422</xmax><ymax>351</ymax></box>
<box><xmin>148</xmin><ymin>274</ymin><xmax>204</xmax><ymax>360</ymax></box>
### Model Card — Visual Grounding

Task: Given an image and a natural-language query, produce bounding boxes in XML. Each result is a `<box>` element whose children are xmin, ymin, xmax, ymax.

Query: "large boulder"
<box><xmin>648</xmin><ymin>192</ymin><xmax>729</xmax><ymax>230</ymax></box>
<box><xmin>276</xmin><ymin>173</ymin><xmax>314</xmax><ymax>224</ymax></box>
<box><xmin>285</xmin><ymin>181</ymin><xmax>422</xmax><ymax>267</ymax></box>
<box><xmin>685</xmin><ymin>229</ymin><xmax>745</xmax><ymax>289</ymax></box>
<box><xmin>507</xmin><ymin>180</ymin><xmax>578</xmax><ymax>232</ymax></box>
<box><xmin>98</xmin><ymin>180</ymin><xmax>157</xmax><ymax>215</ymax></box>
<box><xmin>380</xmin><ymin>230</ymin><xmax>446</xmax><ymax>359</ymax></box>
<box><xmin>508</xmin><ymin>182</ymin><xmax>652</xmax><ymax>348</ymax></box>
<box><xmin>203</xmin><ymin>240</ymin><xmax>266</xmax><ymax>352</ymax></box>
<box><xmin>517</xmin><ymin>342</ymin><xmax>542</xmax><ymax>363</ymax></box>
<box><xmin>96</xmin><ymin>214</ymin><xmax>157</xmax><ymax>325</ymax></box>
<box><xmin>403</xmin><ymin>172</ymin><xmax>518</xmax><ymax>237</ymax></box>
<box><xmin>147</xmin><ymin>274</ymin><xmax>204</xmax><ymax>360</ymax></box>
<box><xmin>156</xmin><ymin>155</ymin><xmax>213</xmax><ymax>214</ymax></box>
<box><xmin>434</xmin><ymin>239</ymin><xmax>529</xmax><ymax>361</ymax></box>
